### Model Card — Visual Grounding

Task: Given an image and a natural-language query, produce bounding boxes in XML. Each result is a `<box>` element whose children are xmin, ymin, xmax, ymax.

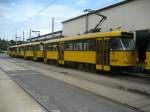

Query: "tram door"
<box><xmin>33</xmin><ymin>45</ymin><xmax>36</xmax><ymax>59</ymax></box>
<box><xmin>58</xmin><ymin>42</ymin><xmax>64</xmax><ymax>65</ymax></box>
<box><xmin>43</xmin><ymin>44</ymin><xmax>47</xmax><ymax>61</ymax></box>
<box><xmin>96</xmin><ymin>38</ymin><xmax>110</xmax><ymax>71</ymax></box>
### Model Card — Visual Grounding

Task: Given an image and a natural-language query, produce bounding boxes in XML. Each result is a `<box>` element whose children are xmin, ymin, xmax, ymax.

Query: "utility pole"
<box><xmin>29</xmin><ymin>28</ymin><xmax>32</xmax><ymax>42</ymax></box>
<box><xmin>15</xmin><ymin>33</ymin><xmax>21</xmax><ymax>45</ymax></box>
<box><xmin>23</xmin><ymin>31</ymin><xmax>25</xmax><ymax>43</ymax></box>
<box><xmin>15</xmin><ymin>33</ymin><xmax>17</xmax><ymax>45</ymax></box>
<box><xmin>6</xmin><ymin>38</ymin><xmax>8</xmax><ymax>51</ymax></box>
<box><xmin>52</xmin><ymin>17</ymin><xmax>54</xmax><ymax>37</ymax></box>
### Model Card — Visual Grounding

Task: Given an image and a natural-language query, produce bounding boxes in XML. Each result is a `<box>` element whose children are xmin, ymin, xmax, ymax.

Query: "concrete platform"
<box><xmin>0</xmin><ymin>70</ymin><xmax>47</xmax><ymax>112</ymax></box>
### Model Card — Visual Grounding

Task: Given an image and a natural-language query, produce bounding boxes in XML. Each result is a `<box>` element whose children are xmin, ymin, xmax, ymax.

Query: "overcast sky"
<box><xmin>0</xmin><ymin>0</ymin><xmax>123</xmax><ymax>40</ymax></box>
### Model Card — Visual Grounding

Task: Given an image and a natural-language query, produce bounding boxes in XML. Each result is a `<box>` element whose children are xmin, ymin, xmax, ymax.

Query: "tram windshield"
<box><xmin>111</xmin><ymin>37</ymin><xmax>135</xmax><ymax>51</ymax></box>
<box><xmin>147</xmin><ymin>42</ymin><xmax>150</xmax><ymax>51</ymax></box>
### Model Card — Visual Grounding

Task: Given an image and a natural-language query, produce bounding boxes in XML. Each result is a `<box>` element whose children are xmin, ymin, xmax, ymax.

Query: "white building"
<box><xmin>62</xmin><ymin>0</ymin><xmax>150</xmax><ymax>36</ymax></box>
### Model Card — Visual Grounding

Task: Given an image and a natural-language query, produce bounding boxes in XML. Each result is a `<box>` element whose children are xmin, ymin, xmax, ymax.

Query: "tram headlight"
<box><xmin>136</xmin><ymin>58</ymin><xmax>139</xmax><ymax>63</ymax></box>
<box><xmin>145</xmin><ymin>60</ymin><xmax>147</xmax><ymax>64</ymax></box>
<box><xmin>123</xmin><ymin>58</ymin><xmax>128</xmax><ymax>63</ymax></box>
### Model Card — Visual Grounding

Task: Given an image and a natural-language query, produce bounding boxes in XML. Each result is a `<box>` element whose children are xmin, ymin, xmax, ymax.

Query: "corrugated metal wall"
<box><xmin>63</xmin><ymin>0</ymin><xmax>150</xmax><ymax>36</ymax></box>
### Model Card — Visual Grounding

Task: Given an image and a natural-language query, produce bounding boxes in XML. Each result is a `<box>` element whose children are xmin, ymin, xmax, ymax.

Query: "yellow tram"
<box><xmin>8</xmin><ymin>31</ymin><xmax>138</xmax><ymax>72</ymax></box>
<box><xmin>44</xmin><ymin>30</ymin><xmax>138</xmax><ymax>72</ymax></box>
<box><xmin>9</xmin><ymin>42</ymin><xmax>44</xmax><ymax>60</ymax></box>
<box><xmin>8</xmin><ymin>46</ymin><xmax>17</xmax><ymax>57</ymax></box>
<box><xmin>22</xmin><ymin>42</ymin><xmax>44</xmax><ymax>60</ymax></box>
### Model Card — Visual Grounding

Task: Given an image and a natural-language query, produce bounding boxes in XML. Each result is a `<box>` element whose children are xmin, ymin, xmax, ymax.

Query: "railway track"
<box><xmin>14</xmin><ymin>55</ymin><xmax>150</xmax><ymax>85</ymax></box>
<box><xmin>7</xmin><ymin>56</ymin><xmax>150</xmax><ymax>97</ymax></box>
<box><xmin>110</xmin><ymin>72</ymin><xmax>150</xmax><ymax>85</ymax></box>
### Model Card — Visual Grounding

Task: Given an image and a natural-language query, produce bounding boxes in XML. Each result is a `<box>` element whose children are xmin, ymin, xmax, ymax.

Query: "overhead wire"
<box><xmin>8</xmin><ymin>0</ymin><xmax>122</xmax><ymax>38</ymax></box>
<box><xmin>8</xmin><ymin>0</ymin><xmax>59</xmax><ymax>37</ymax></box>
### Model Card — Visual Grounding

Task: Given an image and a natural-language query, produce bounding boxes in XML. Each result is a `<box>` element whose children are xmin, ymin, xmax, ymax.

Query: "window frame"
<box><xmin>46</xmin><ymin>42</ymin><xmax>58</xmax><ymax>51</ymax></box>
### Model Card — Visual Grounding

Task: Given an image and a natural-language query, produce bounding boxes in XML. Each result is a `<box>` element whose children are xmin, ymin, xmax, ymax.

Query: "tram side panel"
<box><xmin>145</xmin><ymin>51</ymin><xmax>150</xmax><ymax>71</ymax></box>
<box><xmin>44</xmin><ymin>32</ymin><xmax>138</xmax><ymax>72</ymax></box>
<box><xmin>144</xmin><ymin>38</ymin><xmax>150</xmax><ymax>71</ymax></box>
<box><xmin>20</xmin><ymin>46</ymin><xmax>25</xmax><ymax>58</ymax></box>
<box><xmin>63</xmin><ymin>39</ymin><xmax>96</xmax><ymax>70</ymax></box>
<box><xmin>33</xmin><ymin>44</ymin><xmax>44</xmax><ymax>60</ymax></box>
<box><xmin>12</xmin><ymin>47</ymin><xmax>17</xmax><ymax>57</ymax></box>
<box><xmin>24</xmin><ymin>45</ymin><xmax>34</xmax><ymax>59</ymax></box>
<box><xmin>44</xmin><ymin>42</ymin><xmax>59</xmax><ymax>64</ymax></box>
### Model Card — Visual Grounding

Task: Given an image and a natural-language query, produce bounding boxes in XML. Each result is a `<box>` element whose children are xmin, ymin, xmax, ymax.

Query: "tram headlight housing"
<box><xmin>145</xmin><ymin>60</ymin><xmax>147</xmax><ymax>64</ymax></box>
<box><xmin>123</xmin><ymin>58</ymin><xmax>129</xmax><ymax>63</ymax></box>
<box><xmin>136</xmin><ymin>58</ymin><xmax>139</xmax><ymax>63</ymax></box>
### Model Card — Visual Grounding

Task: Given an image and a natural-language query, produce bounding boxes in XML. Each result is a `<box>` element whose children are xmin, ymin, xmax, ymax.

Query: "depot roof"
<box><xmin>62</xmin><ymin>0</ymin><xmax>135</xmax><ymax>23</ymax></box>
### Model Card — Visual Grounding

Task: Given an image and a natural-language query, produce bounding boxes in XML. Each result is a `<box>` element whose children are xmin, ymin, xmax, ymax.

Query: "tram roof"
<box><xmin>9</xmin><ymin>41</ymin><xmax>43</xmax><ymax>48</ymax></box>
<box><xmin>44</xmin><ymin>30</ymin><xmax>133</xmax><ymax>44</ymax></box>
<box><xmin>9</xmin><ymin>30</ymin><xmax>133</xmax><ymax>48</ymax></box>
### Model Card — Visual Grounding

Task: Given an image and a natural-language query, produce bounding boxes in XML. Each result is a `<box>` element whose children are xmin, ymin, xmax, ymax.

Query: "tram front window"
<box><xmin>147</xmin><ymin>42</ymin><xmax>150</xmax><ymax>51</ymax></box>
<box><xmin>111</xmin><ymin>37</ymin><xmax>135</xmax><ymax>51</ymax></box>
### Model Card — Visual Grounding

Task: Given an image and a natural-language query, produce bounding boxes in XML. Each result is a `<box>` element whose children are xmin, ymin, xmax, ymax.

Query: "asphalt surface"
<box><xmin>0</xmin><ymin>55</ymin><xmax>140</xmax><ymax>112</ymax></box>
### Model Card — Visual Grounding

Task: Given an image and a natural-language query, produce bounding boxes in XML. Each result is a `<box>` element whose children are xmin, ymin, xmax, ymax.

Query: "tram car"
<box><xmin>8</xmin><ymin>42</ymin><xmax>44</xmax><ymax>60</ymax></box>
<box><xmin>8</xmin><ymin>46</ymin><xmax>15</xmax><ymax>57</ymax></box>
<box><xmin>22</xmin><ymin>42</ymin><xmax>44</xmax><ymax>60</ymax></box>
<box><xmin>8</xmin><ymin>30</ymin><xmax>138</xmax><ymax>72</ymax></box>
<box><xmin>9</xmin><ymin>45</ymin><xmax>18</xmax><ymax>57</ymax></box>
<box><xmin>44</xmin><ymin>30</ymin><xmax>138</xmax><ymax>72</ymax></box>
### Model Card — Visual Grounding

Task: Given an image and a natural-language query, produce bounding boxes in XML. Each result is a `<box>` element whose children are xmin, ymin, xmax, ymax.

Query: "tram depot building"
<box><xmin>62</xmin><ymin>0</ymin><xmax>150</xmax><ymax>62</ymax></box>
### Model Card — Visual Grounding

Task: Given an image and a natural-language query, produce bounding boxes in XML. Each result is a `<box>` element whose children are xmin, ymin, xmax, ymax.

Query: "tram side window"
<box><xmin>14</xmin><ymin>48</ymin><xmax>16</xmax><ymax>52</ymax></box>
<box><xmin>83</xmin><ymin>40</ymin><xmax>88</xmax><ymax>51</ymax></box>
<box><xmin>36</xmin><ymin>45</ymin><xmax>43</xmax><ymax>51</ymax></box>
<box><xmin>53</xmin><ymin>44</ymin><xmax>58</xmax><ymax>51</ymax></box>
<box><xmin>26</xmin><ymin>46</ymin><xmax>29</xmax><ymax>51</ymax></box>
<box><xmin>29</xmin><ymin>46</ymin><xmax>32</xmax><ymax>51</ymax></box>
<box><xmin>40</xmin><ymin>45</ymin><xmax>44</xmax><ymax>51</ymax></box>
<box><xmin>47</xmin><ymin>43</ymin><xmax>58</xmax><ymax>51</ymax></box>
<box><xmin>36</xmin><ymin>45</ymin><xmax>39</xmax><ymax>51</ymax></box>
<box><xmin>89</xmin><ymin>39</ymin><xmax>96</xmax><ymax>51</ymax></box>
<box><xmin>46</xmin><ymin>44</ymin><xmax>52</xmax><ymax>51</ymax></box>
<box><xmin>26</xmin><ymin>46</ymin><xmax>33</xmax><ymax>51</ymax></box>
<box><xmin>25</xmin><ymin>47</ymin><xmax>28</xmax><ymax>51</ymax></box>
<box><xmin>64</xmin><ymin>41</ymin><xmax>73</xmax><ymax>50</ymax></box>
<box><xmin>20</xmin><ymin>47</ymin><xmax>24</xmax><ymax>51</ymax></box>
<box><xmin>17</xmin><ymin>47</ymin><xmax>19</xmax><ymax>51</ymax></box>
<box><xmin>73</xmin><ymin>40</ymin><xmax>80</xmax><ymax>51</ymax></box>
<box><xmin>74</xmin><ymin>39</ymin><xmax>96</xmax><ymax>51</ymax></box>
<box><xmin>74</xmin><ymin>41</ymin><xmax>77</xmax><ymax>50</ymax></box>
